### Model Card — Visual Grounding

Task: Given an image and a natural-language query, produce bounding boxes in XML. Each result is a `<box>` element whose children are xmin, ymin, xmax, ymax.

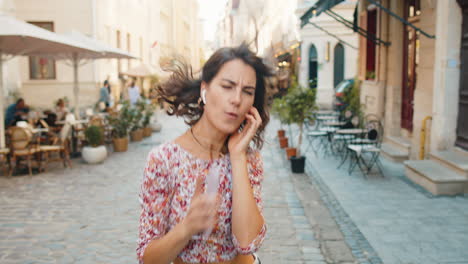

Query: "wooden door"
<box><xmin>334</xmin><ymin>43</ymin><xmax>345</xmax><ymax>87</ymax></box>
<box><xmin>456</xmin><ymin>0</ymin><xmax>468</xmax><ymax>150</ymax></box>
<box><xmin>401</xmin><ymin>0</ymin><xmax>420</xmax><ymax>131</ymax></box>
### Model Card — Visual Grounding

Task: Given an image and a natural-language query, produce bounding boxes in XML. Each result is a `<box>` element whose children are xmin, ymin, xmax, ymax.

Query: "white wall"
<box><xmin>430</xmin><ymin>0</ymin><xmax>462</xmax><ymax>151</ymax></box>
<box><xmin>298</xmin><ymin>3</ymin><xmax>358</xmax><ymax>108</ymax></box>
<box><xmin>8</xmin><ymin>0</ymin><xmax>203</xmax><ymax>111</ymax></box>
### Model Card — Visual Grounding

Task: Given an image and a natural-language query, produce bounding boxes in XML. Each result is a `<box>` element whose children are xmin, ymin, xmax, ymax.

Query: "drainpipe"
<box><xmin>420</xmin><ymin>116</ymin><xmax>432</xmax><ymax>159</ymax></box>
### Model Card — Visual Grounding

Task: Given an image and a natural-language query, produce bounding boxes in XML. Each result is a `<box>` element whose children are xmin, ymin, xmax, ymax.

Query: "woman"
<box><xmin>54</xmin><ymin>98</ymin><xmax>69</xmax><ymax>121</ymax></box>
<box><xmin>137</xmin><ymin>44</ymin><xmax>272</xmax><ymax>264</ymax></box>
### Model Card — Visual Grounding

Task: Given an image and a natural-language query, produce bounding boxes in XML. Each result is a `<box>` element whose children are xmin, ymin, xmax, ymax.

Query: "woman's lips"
<box><xmin>225</xmin><ymin>112</ymin><xmax>239</xmax><ymax>120</ymax></box>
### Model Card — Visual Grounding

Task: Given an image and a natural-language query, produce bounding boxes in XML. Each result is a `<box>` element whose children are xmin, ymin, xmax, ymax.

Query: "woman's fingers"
<box><xmin>193</xmin><ymin>174</ymin><xmax>204</xmax><ymax>198</ymax></box>
<box><xmin>249</xmin><ymin>107</ymin><xmax>262</xmax><ymax>128</ymax></box>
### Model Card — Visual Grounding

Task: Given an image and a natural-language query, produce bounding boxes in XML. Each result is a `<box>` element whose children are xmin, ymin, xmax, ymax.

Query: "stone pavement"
<box><xmin>280</xmin><ymin>120</ymin><xmax>468</xmax><ymax>264</ymax></box>
<box><xmin>0</xmin><ymin>112</ymin><xmax>328</xmax><ymax>264</ymax></box>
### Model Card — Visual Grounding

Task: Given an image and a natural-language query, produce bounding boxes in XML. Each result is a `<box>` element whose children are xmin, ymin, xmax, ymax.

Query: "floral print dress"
<box><xmin>137</xmin><ymin>142</ymin><xmax>266</xmax><ymax>263</ymax></box>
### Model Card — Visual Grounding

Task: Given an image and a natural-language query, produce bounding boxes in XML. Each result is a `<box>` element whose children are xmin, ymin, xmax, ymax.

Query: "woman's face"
<box><xmin>202</xmin><ymin>59</ymin><xmax>257</xmax><ymax>135</ymax></box>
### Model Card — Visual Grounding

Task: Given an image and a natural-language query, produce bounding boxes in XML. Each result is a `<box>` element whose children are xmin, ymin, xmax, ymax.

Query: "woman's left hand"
<box><xmin>228</xmin><ymin>107</ymin><xmax>262</xmax><ymax>157</ymax></box>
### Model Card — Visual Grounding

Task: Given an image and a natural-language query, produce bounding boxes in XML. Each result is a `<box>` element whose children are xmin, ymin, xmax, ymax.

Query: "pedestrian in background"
<box><xmin>137</xmin><ymin>43</ymin><xmax>272</xmax><ymax>264</ymax></box>
<box><xmin>100</xmin><ymin>80</ymin><xmax>111</xmax><ymax>108</ymax></box>
<box><xmin>128</xmin><ymin>79</ymin><xmax>141</xmax><ymax>106</ymax></box>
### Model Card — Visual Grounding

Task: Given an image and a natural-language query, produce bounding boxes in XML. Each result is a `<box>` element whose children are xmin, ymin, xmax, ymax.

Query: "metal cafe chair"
<box><xmin>347</xmin><ymin>119</ymin><xmax>385</xmax><ymax>177</ymax></box>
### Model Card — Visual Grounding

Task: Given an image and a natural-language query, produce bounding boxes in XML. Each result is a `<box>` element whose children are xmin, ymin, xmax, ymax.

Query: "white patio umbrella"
<box><xmin>0</xmin><ymin>14</ymin><xmax>102</xmax><ymax>149</ymax></box>
<box><xmin>60</xmin><ymin>30</ymin><xmax>135</xmax><ymax>117</ymax></box>
<box><xmin>121</xmin><ymin>64</ymin><xmax>155</xmax><ymax>77</ymax></box>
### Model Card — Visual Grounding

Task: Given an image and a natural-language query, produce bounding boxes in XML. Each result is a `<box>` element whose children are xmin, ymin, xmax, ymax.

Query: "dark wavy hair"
<box><xmin>157</xmin><ymin>43</ymin><xmax>273</xmax><ymax>149</ymax></box>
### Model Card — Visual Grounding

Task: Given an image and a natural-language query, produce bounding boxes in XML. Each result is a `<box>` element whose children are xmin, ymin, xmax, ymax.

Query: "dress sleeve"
<box><xmin>136</xmin><ymin>147</ymin><xmax>172</xmax><ymax>262</ymax></box>
<box><xmin>232</xmin><ymin>149</ymin><xmax>267</xmax><ymax>254</ymax></box>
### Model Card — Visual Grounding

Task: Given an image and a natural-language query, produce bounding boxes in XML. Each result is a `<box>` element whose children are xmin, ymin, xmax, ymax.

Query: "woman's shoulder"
<box><xmin>147</xmin><ymin>141</ymin><xmax>178</xmax><ymax>162</ymax></box>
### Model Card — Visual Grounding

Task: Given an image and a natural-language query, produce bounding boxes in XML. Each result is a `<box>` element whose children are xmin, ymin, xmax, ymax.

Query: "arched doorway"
<box><xmin>334</xmin><ymin>43</ymin><xmax>345</xmax><ymax>88</ymax></box>
<box><xmin>308</xmin><ymin>44</ymin><xmax>318</xmax><ymax>89</ymax></box>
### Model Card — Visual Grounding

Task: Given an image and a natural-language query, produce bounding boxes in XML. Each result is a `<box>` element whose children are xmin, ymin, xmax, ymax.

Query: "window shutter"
<box><xmin>358</xmin><ymin>11</ymin><xmax>368</xmax><ymax>81</ymax></box>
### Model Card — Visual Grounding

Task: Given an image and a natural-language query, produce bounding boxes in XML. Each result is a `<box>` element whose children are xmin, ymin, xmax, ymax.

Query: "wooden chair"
<box><xmin>0</xmin><ymin>148</ymin><xmax>11</xmax><ymax>176</ymax></box>
<box><xmin>8</xmin><ymin>126</ymin><xmax>40</xmax><ymax>176</ymax></box>
<box><xmin>39</xmin><ymin>123</ymin><xmax>72</xmax><ymax>171</ymax></box>
<box><xmin>89</xmin><ymin>115</ymin><xmax>104</xmax><ymax>127</ymax></box>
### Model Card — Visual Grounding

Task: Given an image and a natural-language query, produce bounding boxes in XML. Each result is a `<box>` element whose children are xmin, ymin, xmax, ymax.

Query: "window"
<box><xmin>139</xmin><ymin>37</ymin><xmax>143</xmax><ymax>62</ymax></box>
<box><xmin>366</xmin><ymin>9</ymin><xmax>377</xmax><ymax>80</ymax></box>
<box><xmin>358</xmin><ymin>7</ymin><xmax>378</xmax><ymax>81</ymax></box>
<box><xmin>127</xmin><ymin>33</ymin><xmax>131</xmax><ymax>69</ymax></box>
<box><xmin>117</xmin><ymin>30</ymin><xmax>121</xmax><ymax>72</ymax></box>
<box><xmin>28</xmin><ymin>22</ymin><xmax>56</xmax><ymax>80</ymax></box>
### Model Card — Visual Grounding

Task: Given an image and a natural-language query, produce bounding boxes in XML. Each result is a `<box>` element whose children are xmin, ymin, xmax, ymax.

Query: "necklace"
<box><xmin>190</xmin><ymin>127</ymin><xmax>225</xmax><ymax>160</ymax></box>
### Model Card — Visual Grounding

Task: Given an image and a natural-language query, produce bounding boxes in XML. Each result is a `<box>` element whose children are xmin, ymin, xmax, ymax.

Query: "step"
<box><xmin>385</xmin><ymin>135</ymin><xmax>411</xmax><ymax>152</ymax></box>
<box><xmin>429</xmin><ymin>150</ymin><xmax>468</xmax><ymax>177</ymax></box>
<box><xmin>404</xmin><ymin>160</ymin><xmax>468</xmax><ymax>196</ymax></box>
<box><xmin>381</xmin><ymin>142</ymin><xmax>409</xmax><ymax>163</ymax></box>
<box><xmin>454</xmin><ymin>146</ymin><xmax>468</xmax><ymax>158</ymax></box>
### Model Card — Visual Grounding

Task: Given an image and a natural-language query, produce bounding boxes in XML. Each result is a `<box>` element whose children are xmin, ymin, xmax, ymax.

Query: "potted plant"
<box><xmin>142</xmin><ymin>102</ymin><xmax>155</xmax><ymax>137</ymax></box>
<box><xmin>82</xmin><ymin>125</ymin><xmax>107</xmax><ymax>164</ymax></box>
<box><xmin>272</xmin><ymin>96</ymin><xmax>288</xmax><ymax>142</ymax></box>
<box><xmin>107</xmin><ymin>101</ymin><xmax>132</xmax><ymax>152</ymax></box>
<box><xmin>284</xmin><ymin>84</ymin><xmax>318</xmax><ymax>173</ymax></box>
<box><xmin>129</xmin><ymin>101</ymin><xmax>144</xmax><ymax>142</ymax></box>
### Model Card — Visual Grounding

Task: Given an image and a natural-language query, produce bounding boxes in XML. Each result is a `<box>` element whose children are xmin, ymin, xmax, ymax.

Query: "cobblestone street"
<box><xmin>0</xmin><ymin>113</ymin><xmax>328</xmax><ymax>264</ymax></box>
<box><xmin>2</xmin><ymin>112</ymin><xmax>468</xmax><ymax>264</ymax></box>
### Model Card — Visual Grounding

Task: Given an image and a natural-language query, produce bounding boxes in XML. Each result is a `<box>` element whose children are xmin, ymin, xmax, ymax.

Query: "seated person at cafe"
<box><xmin>5</xmin><ymin>98</ymin><xmax>29</xmax><ymax>127</ymax></box>
<box><xmin>55</xmin><ymin>98</ymin><xmax>69</xmax><ymax>121</ymax></box>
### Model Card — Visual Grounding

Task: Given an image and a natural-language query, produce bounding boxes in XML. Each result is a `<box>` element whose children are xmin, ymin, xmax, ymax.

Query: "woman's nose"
<box><xmin>230</xmin><ymin>89</ymin><xmax>241</xmax><ymax>106</ymax></box>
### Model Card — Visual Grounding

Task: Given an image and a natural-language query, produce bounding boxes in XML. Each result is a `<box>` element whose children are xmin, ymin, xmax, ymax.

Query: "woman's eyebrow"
<box><xmin>221</xmin><ymin>78</ymin><xmax>255</xmax><ymax>89</ymax></box>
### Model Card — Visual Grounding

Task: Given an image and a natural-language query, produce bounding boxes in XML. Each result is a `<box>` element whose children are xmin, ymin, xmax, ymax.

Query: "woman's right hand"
<box><xmin>181</xmin><ymin>175</ymin><xmax>220</xmax><ymax>237</ymax></box>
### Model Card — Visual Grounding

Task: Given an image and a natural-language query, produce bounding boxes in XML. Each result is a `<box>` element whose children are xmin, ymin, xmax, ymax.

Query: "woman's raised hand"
<box><xmin>181</xmin><ymin>175</ymin><xmax>220</xmax><ymax>237</ymax></box>
<box><xmin>228</xmin><ymin>107</ymin><xmax>262</xmax><ymax>157</ymax></box>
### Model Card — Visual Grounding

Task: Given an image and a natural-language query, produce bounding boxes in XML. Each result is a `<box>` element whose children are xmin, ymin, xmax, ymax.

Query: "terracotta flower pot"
<box><xmin>130</xmin><ymin>129</ymin><xmax>143</xmax><ymax>142</ymax></box>
<box><xmin>277</xmin><ymin>130</ymin><xmax>285</xmax><ymax>138</ymax></box>
<box><xmin>113</xmin><ymin>137</ymin><xmax>128</xmax><ymax>152</ymax></box>
<box><xmin>286</xmin><ymin>147</ymin><xmax>297</xmax><ymax>160</ymax></box>
<box><xmin>143</xmin><ymin>127</ymin><xmax>152</xmax><ymax>137</ymax></box>
<box><xmin>279</xmin><ymin>137</ymin><xmax>289</xmax><ymax>148</ymax></box>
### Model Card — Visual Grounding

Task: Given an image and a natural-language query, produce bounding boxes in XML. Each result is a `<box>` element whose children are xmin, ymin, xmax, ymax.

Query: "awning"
<box><xmin>367</xmin><ymin>0</ymin><xmax>435</xmax><ymax>39</ymax></box>
<box><xmin>276</xmin><ymin>52</ymin><xmax>291</xmax><ymax>62</ymax></box>
<box><xmin>300</xmin><ymin>0</ymin><xmax>390</xmax><ymax>46</ymax></box>
<box><xmin>300</xmin><ymin>0</ymin><xmax>344</xmax><ymax>28</ymax></box>
<box><xmin>307</xmin><ymin>21</ymin><xmax>358</xmax><ymax>50</ymax></box>
<box><xmin>300</xmin><ymin>0</ymin><xmax>435</xmax><ymax>47</ymax></box>
<box><xmin>324</xmin><ymin>8</ymin><xmax>390</xmax><ymax>46</ymax></box>
<box><xmin>314</xmin><ymin>0</ymin><xmax>344</xmax><ymax>16</ymax></box>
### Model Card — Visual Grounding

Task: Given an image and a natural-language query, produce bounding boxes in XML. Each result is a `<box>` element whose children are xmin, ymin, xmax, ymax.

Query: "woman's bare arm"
<box><xmin>230</xmin><ymin>153</ymin><xmax>264</xmax><ymax>248</ymax></box>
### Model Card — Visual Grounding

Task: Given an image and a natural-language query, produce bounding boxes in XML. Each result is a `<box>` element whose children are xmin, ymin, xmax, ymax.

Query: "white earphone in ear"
<box><xmin>201</xmin><ymin>90</ymin><xmax>207</xmax><ymax>104</ymax></box>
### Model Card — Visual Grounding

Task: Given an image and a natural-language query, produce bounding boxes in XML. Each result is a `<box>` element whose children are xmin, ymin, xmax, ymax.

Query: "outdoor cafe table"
<box><xmin>322</xmin><ymin>121</ymin><xmax>346</xmax><ymax>127</ymax></box>
<box><xmin>335</xmin><ymin>128</ymin><xmax>367</xmax><ymax>168</ymax></box>
<box><xmin>317</xmin><ymin>115</ymin><xmax>339</xmax><ymax>123</ymax></box>
<box><xmin>316</xmin><ymin>115</ymin><xmax>339</xmax><ymax>127</ymax></box>
<box><xmin>336</xmin><ymin>128</ymin><xmax>366</xmax><ymax>136</ymax></box>
<box><xmin>316</xmin><ymin>110</ymin><xmax>339</xmax><ymax>116</ymax></box>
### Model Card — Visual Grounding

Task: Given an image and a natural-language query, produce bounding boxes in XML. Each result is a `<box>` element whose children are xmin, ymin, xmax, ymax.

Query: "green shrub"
<box><xmin>106</xmin><ymin>100</ymin><xmax>132</xmax><ymax>138</ymax></box>
<box><xmin>85</xmin><ymin>125</ymin><xmax>104</xmax><ymax>147</ymax></box>
<box><xmin>284</xmin><ymin>85</ymin><xmax>318</xmax><ymax>156</ymax></box>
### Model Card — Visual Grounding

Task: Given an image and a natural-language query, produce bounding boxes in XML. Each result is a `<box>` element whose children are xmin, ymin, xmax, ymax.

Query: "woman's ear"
<box><xmin>200</xmin><ymin>81</ymin><xmax>207</xmax><ymax>104</ymax></box>
<box><xmin>202</xmin><ymin>90</ymin><xmax>207</xmax><ymax>104</ymax></box>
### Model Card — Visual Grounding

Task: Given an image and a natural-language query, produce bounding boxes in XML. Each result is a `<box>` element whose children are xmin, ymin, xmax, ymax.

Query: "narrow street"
<box><xmin>0</xmin><ymin>112</ymin><xmax>328</xmax><ymax>264</ymax></box>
